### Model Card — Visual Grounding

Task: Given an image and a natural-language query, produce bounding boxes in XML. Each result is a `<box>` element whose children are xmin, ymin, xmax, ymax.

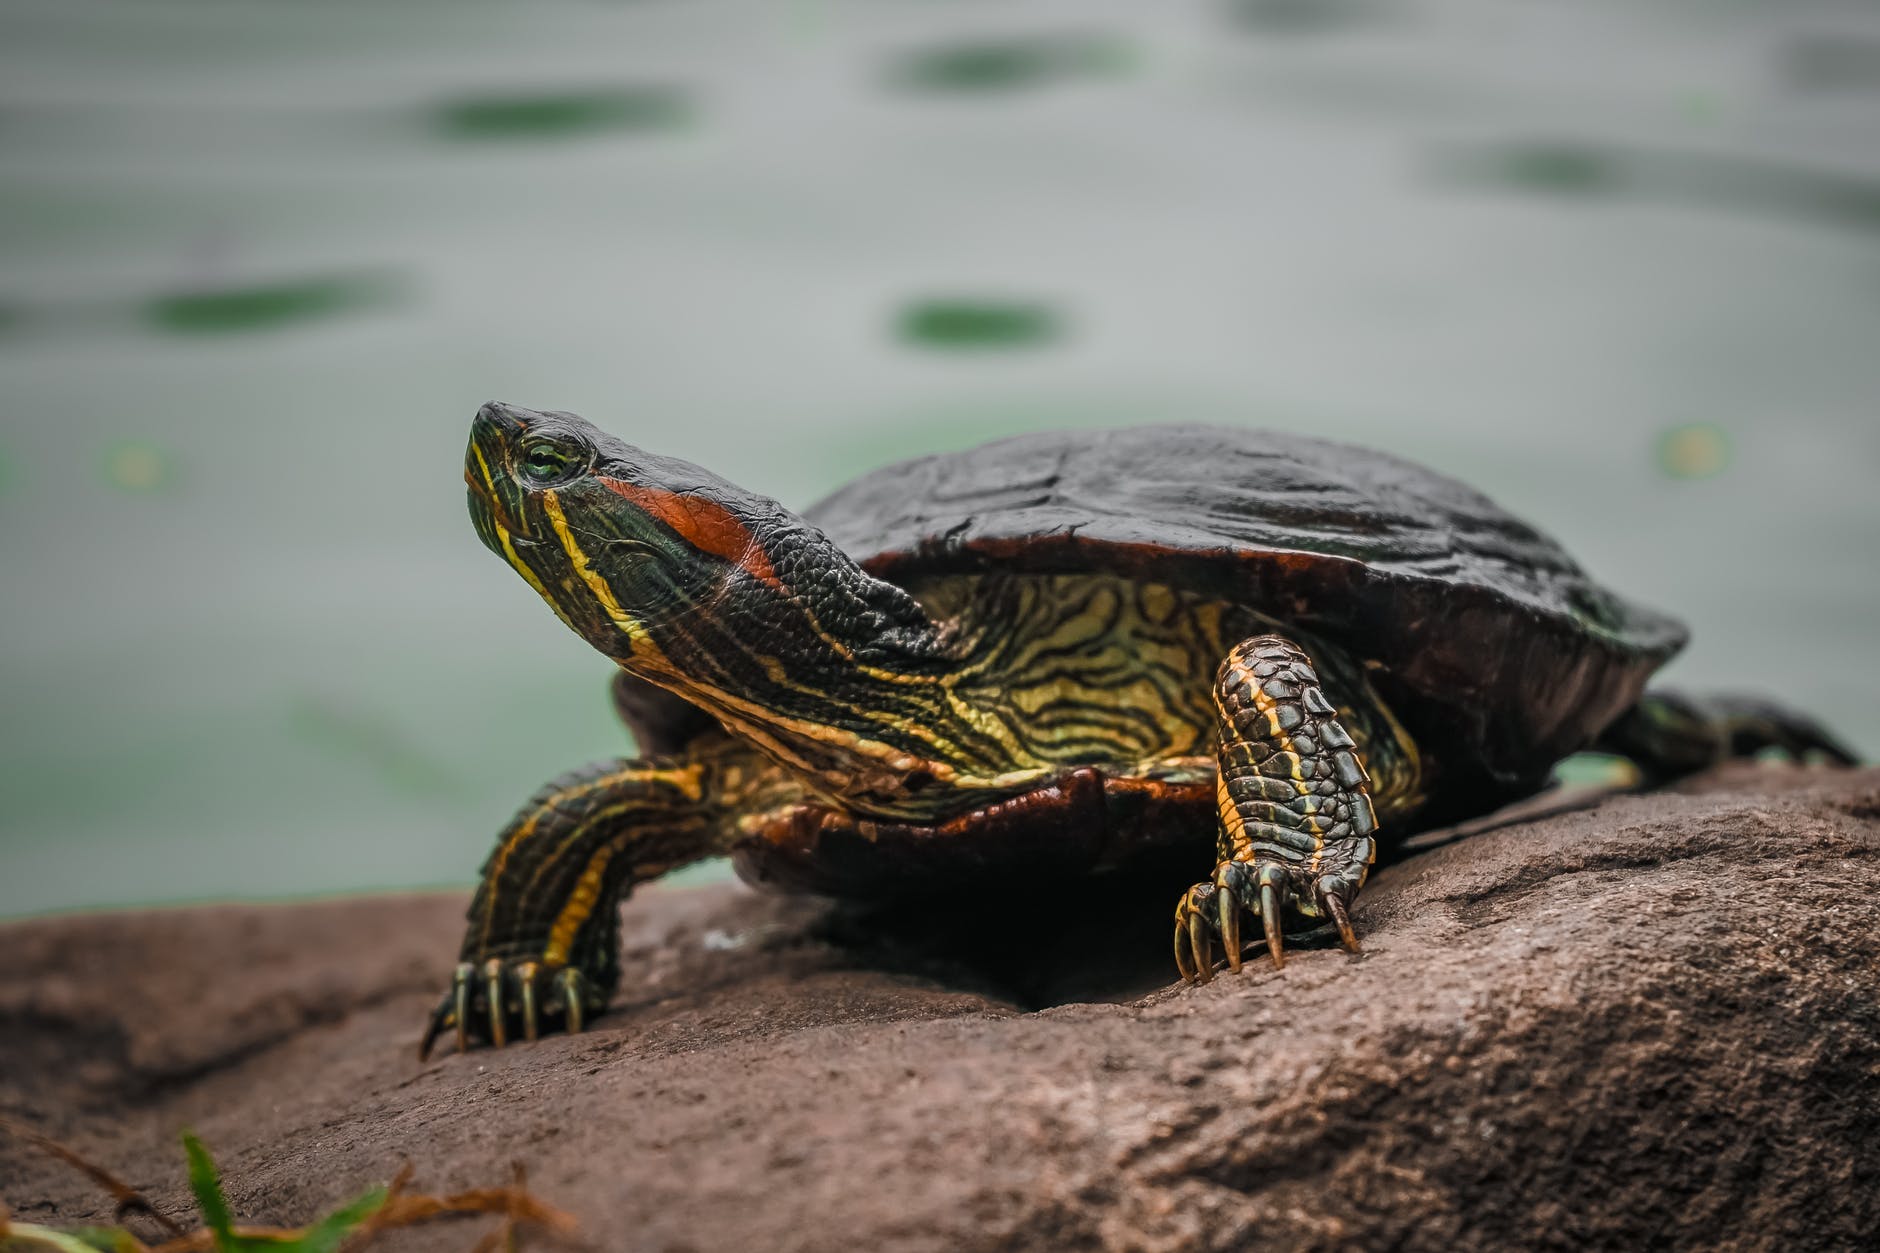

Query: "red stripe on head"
<box><xmin>599</xmin><ymin>477</ymin><xmax>782</xmax><ymax>589</ymax></box>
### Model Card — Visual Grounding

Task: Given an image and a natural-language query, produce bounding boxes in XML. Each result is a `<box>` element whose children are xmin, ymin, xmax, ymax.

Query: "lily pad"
<box><xmin>144</xmin><ymin>272</ymin><xmax>400</xmax><ymax>335</ymax></box>
<box><xmin>890</xmin><ymin>34</ymin><xmax>1132</xmax><ymax>94</ymax></box>
<box><xmin>1436</xmin><ymin>140</ymin><xmax>1880</xmax><ymax>235</ymax></box>
<box><xmin>432</xmin><ymin>87</ymin><xmax>689</xmax><ymax>140</ymax></box>
<box><xmin>897</xmin><ymin>300</ymin><xmax>1062</xmax><ymax>349</ymax></box>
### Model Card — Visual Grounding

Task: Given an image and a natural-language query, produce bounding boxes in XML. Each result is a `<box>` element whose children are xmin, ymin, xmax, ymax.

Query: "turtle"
<box><xmin>422</xmin><ymin>402</ymin><xmax>1857</xmax><ymax>1056</ymax></box>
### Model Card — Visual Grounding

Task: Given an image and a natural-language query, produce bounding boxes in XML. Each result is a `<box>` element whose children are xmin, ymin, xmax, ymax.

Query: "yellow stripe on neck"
<box><xmin>542</xmin><ymin>489</ymin><xmax>654</xmax><ymax>652</ymax></box>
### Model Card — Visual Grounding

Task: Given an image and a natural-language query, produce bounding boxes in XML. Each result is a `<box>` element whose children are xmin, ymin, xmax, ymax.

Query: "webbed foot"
<box><xmin>418</xmin><ymin>957</ymin><xmax>604</xmax><ymax>1060</ymax></box>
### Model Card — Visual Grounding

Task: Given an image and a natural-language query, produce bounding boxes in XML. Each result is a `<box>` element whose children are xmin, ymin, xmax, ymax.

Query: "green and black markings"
<box><xmin>423</xmin><ymin>403</ymin><xmax>1856</xmax><ymax>1055</ymax></box>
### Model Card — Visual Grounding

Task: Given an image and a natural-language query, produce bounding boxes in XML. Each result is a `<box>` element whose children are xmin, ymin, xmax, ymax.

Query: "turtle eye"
<box><xmin>518</xmin><ymin>441</ymin><xmax>580</xmax><ymax>486</ymax></box>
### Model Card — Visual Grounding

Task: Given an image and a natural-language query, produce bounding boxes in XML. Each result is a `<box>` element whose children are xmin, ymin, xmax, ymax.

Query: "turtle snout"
<box><xmin>473</xmin><ymin>400</ymin><xmax>534</xmax><ymax>441</ymax></box>
<box><xmin>466</xmin><ymin>404</ymin><xmax>535</xmax><ymax>539</ymax></box>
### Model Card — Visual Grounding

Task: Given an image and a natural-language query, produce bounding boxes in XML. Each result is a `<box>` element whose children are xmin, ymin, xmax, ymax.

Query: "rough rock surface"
<box><xmin>4</xmin><ymin>764</ymin><xmax>1878</xmax><ymax>1252</ymax></box>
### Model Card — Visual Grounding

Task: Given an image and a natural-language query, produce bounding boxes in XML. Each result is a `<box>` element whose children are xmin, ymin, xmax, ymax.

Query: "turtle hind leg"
<box><xmin>1597</xmin><ymin>690</ymin><xmax>1859</xmax><ymax>785</ymax></box>
<box><xmin>1174</xmin><ymin>634</ymin><xmax>1378</xmax><ymax>982</ymax></box>
<box><xmin>1705</xmin><ymin>695</ymin><xmax>1858</xmax><ymax>765</ymax></box>
<box><xmin>419</xmin><ymin>754</ymin><xmax>723</xmax><ymax>1059</ymax></box>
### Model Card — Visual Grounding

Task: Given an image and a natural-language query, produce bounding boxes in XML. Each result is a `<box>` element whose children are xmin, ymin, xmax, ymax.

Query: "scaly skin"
<box><xmin>1173</xmin><ymin>636</ymin><xmax>1377</xmax><ymax>981</ymax></box>
<box><xmin>420</xmin><ymin>757</ymin><xmax>718</xmax><ymax>1057</ymax></box>
<box><xmin>1596</xmin><ymin>691</ymin><xmax>1858</xmax><ymax>783</ymax></box>
<box><xmin>427</xmin><ymin>402</ymin><xmax>1857</xmax><ymax>1055</ymax></box>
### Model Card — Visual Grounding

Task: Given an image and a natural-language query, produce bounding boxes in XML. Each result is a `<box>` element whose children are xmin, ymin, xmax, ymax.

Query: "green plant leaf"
<box><xmin>181</xmin><ymin>1132</ymin><xmax>235</xmax><ymax>1245</ymax></box>
<box><xmin>64</xmin><ymin>1229</ymin><xmax>144</xmax><ymax>1253</ymax></box>
<box><xmin>289</xmin><ymin>1187</ymin><xmax>387</xmax><ymax>1253</ymax></box>
<box><xmin>176</xmin><ymin>1134</ymin><xmax>389</xmax><ymax>1253</ymax></box>
<box><xmin>0</xmin><ymin>1222</ymin><xmax>130</xmax><ymax>1253</ymax></box>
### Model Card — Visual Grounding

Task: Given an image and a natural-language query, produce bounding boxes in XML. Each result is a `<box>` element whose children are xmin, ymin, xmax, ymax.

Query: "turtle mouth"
<box><xmin>463</xmin><ymin>464</ymin><xmax>528</xmax><ymax>533</ymax></box>
<box><xmin>465</xmin><ymin>400</ymin><xmax>546</xmax><ymax>541</ymax></box>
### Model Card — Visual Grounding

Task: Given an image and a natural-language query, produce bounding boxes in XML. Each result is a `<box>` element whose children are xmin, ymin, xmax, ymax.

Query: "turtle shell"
<box><xmin>806</xmin><ymin>424</ymin><xmax>1687</xmax><ymax>802</ymax></box>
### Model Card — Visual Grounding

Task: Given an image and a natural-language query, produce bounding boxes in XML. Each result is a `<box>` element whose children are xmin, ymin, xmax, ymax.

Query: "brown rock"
<box><xmin>4</xmin><ymin>764</ymin><xmax>1878</xmax><ymax>1251</ymax></box>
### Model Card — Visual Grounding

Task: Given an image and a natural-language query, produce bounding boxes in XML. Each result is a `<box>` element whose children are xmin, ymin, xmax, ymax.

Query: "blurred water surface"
<box><xmin>2</xmin><ymin>0</ymin><xmax>1877</xmax><ymax>916</ymax></box>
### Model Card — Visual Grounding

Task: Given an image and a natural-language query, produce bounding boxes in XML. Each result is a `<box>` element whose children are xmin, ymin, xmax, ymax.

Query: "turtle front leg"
<box><xmin>420</xmin><ymin>755</ymin><xmax>720</xmax><ymax>1058</ymax></box>
<box><xmin>1175</xmin><ymin>635</ymin><xmax>1378</xmax><ymax>982</ymax></box>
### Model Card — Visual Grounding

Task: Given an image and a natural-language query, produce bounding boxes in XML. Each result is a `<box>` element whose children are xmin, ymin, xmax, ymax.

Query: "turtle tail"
<box><xmin>1596</xmin><ymin>690</ymin><xmax>1860</xmax><ymax>784</ymax></box>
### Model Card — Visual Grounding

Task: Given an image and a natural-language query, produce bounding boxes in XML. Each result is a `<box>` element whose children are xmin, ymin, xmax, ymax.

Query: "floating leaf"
<box><xmin>144</xmin><ymin>272</ymin><xmax>399</xmax><ymax>336</ymax></box>
<box><xmin>1466</xmin><ymin>144</ymin><xmax>1616</xmax><ymax>195</ymax></box>
<box><xmin>1435</xmin><ymin>141</ymin><xmax>1880</xmax><ymax>234</ymax></box>
<box><xmin>891</xmin><ymin>34</ymin><xmax>1132</xmax><ymax>94</ymax></box>
<box><xmin>433</xmin><ymin>87</ymin><xmax>689</xmax><ymax>140</ymax></box>
<box><xmin>898</xmin><ymin>300</ymin><xmax>1062</xmax><ymax>349</ymax></box>
<box><xmin>1656</xmin><ymin>423</ymin><xmax>1732</xmax><ymax>481</ymax></box>
<box><xmin>98</xmin><ymin>440</ymin><xmax>175</xmax><ymax>494</ymax></box>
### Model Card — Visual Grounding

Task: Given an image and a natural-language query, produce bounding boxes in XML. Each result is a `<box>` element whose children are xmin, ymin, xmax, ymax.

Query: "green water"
<box><xmin>2</xmin><ymin>0</ymin><xmax>1877</xmax><ymax>917</ymax></box>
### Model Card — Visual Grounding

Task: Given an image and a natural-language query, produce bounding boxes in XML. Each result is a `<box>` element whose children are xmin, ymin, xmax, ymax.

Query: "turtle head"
<box><xmin>465</xmin><ymin>400</ymin><xmax>775</xmax><ymax>666</ymax></box>
<box><xmin>467</xmin><ymin>402</ymin><xmax>970</xmax><ymax>812</ymax></box>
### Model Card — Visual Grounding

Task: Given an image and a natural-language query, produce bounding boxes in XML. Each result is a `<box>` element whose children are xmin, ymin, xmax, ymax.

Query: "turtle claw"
<box><xmin>1188</xmin><ymin>910</ymin><xmax>1213</xmax><ymax>984</ymax></box>
<box><xmin>418</xmin><ymin>956</ymin><xmax>600</xmax><ymax>1058</ymax></box>
<box><xmin>484</xmin><ymin>958</ymin><xmax>508</xmax><ymax>1048</ymax></box>
<box><xmin>1172</xmin><ymin>913</ymin><xmax>1196</xmax><ymax>982</ymax></box>
<box><xmin>416</xmin><ymin>962</ymin><xmax>475</xmax><ymax>1062</ymax></box>
<box><xmin>559</xmin><ymin>968</ymin><xmax>587</xmax><ymax>1035</ymax></box>
<box><xmin>1259</xmin><ymin>880</ymin><xmax>1285</xmax><ymax>971</ymax></box>
<box><xmin>1172</xmin><ymin>857</ymin><xmax>1368</xmax><ymax>984</ymax></box>
<box><xmin>453</xmin><ymin>962</ymin><xmax>473</xmax><ymax>1054</ymax></box>
<box><xmin>1217</xmin><ymin>887</ymin><xmax>1242</xmax><ymax>974</ymax></box>
<box><xmin>1320</xmin><ymin>882</ymin><xmax>1361</xmax><ymax>954</ymax></box>
<box><xmin>517</xmin><ymin>962</ymin><xmax>541</xmax><ymax>1043</ymax></box>
<box><xmin>1173</xmin><ymin>884</ymin><xmax>1220</xmax><ymax>983</ymax></box>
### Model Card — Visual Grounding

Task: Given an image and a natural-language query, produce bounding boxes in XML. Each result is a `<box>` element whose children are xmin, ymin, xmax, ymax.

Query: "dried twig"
<box><xmin>3</xmin><ymin>1117</ymin><xmax>580</xmax><ymax>1253</ymax></box>
<box><xmin>0</xmin><ymin>1115</ymin><xmax>184</xmax><ymax>1239</ymax></box>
